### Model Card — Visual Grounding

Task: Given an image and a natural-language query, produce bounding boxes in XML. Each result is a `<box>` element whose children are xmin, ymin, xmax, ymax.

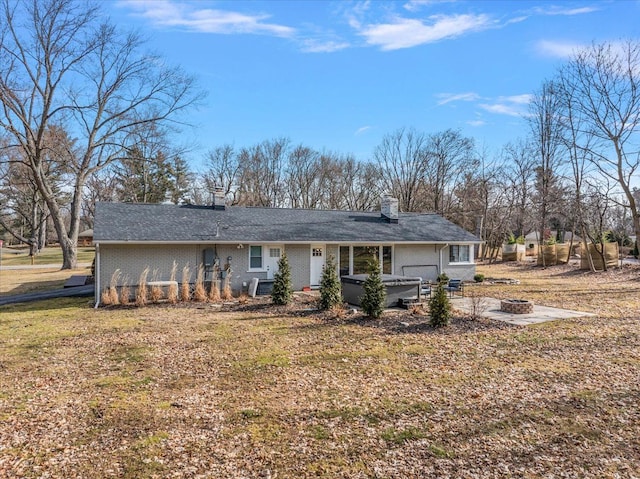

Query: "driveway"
<box><xmin>0</xmin><ymin>285</ymin><xmax>94</xmax><ymax>306</ymax></box>
<box><xmin>0</xmin><ymin>263</ymin><xmax>94</xmax><ymax>306</ymax></box>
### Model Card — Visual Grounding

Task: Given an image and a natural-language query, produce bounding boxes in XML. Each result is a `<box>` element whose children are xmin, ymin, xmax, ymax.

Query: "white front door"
<box><xmin>310</xmin><ymin>244</ymin><xmax>325</xmax><ymax>286</ymax></box>
<box><xmin>265</xmin><ymin>245</ymin><xmax>283</xmax><ymax>279</ymax></box>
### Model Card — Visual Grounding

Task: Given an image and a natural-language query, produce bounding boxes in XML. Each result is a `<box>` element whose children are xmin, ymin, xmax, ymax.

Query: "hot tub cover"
<box><xmin>340</xmin><ymin>274</ymin><xmax>423</xmax><ymax>286</ymax></box>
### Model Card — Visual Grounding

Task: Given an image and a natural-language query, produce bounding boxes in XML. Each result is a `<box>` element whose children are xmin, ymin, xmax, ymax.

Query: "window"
<box><xmin>250</xmin><ymin>246</ymin><xmax>263</xmax><ymax>269</ymax></box>
<box><xmin>269</xmin><ymin>248</ymin><xmax>281</xmax><ymax>258</ymax></box>
<box><xmin>340</xmin><ymin>245</ymin><xmax>393</xmax><ymax>275</ymax></box>
<box><xmin>312</xmin><ymin>248</ymin><xmax>323</xmax><ymax>257</ymax></box>
<box><xmin>339</xmin><ymin>246</ymin><xmax>350</xmax><ymax>276</ymax></box>
<box><xmin>449</xmin><ymin>245</ymin><xmax>470</xmax><ymax>263</ymax></box>
<box><xmin>353</xmin><ymin>246</ymin><xmax>379</xmax><ymax>274</ymax></box>
<box><xmin>382</xmin><ymin>246</ymin><xmax>392</xmax><ymax>274</ymax></box>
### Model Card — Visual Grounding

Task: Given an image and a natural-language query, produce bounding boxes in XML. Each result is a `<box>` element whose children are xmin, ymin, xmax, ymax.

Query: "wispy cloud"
<box><xmin>479</xmin><ymin>103</ymin><xmax>521</xmax><ymax>116</ymax></box>
<box><xmin>479</xmin><ymin>95</ymin><xmax>532</xmax><ymax>117</ymax></box>
<box><xmin>301</xmin><ymin>38</ymin><xmax>350</xmax><ymax>53</ymax></box>
<box><xmin>500</xmin><ymin>94</ymin><xmax>532</xmax><ymax>105</ymax></box>
<box><xmin>436</xmin><ymin>92</ymin><xmax>481</xmax><ymax>106</ymax></box>
<box><xmin>356</xmin><ymin>13</ymin><xmax>493</xmax><ymax>50</ymax></box>
<box><xmin>403</xmin><ymin>0</ymin><xmax>456</xmax><ymax>12</ymax></box>
<box><xmin>119</xmin><ymin>0</ymin><xmax>295</xmax><ymax>37</ymax></box>
<box><xmin>536</xmin><ymin>40</ymin><xmax>586</xmax><ymax>58</ymax></box>
<box><xmin>467</xmin><ymin>119</ymin><xmax>486</xmax><ymax>127</ymax></box>
<box><xmin>355</xmin><ymin>126</ymin><xmax>372</xmax><ymax>135</ymax></box>
<box><xmin>533</xmin><ymin>6</ymin><xmax>599</xmax><ymax>16</ymax></box>
<box><xmin>436</xmin><ymin>91</ymin><xmax>530</xmax><ymax>121</ymax></box>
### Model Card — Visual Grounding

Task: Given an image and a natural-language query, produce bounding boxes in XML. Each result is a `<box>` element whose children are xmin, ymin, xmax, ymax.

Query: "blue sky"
<box><xmin>111</xmin><ymin>0</ymin><xmax>640</xmax><ymax>168</ymax></box>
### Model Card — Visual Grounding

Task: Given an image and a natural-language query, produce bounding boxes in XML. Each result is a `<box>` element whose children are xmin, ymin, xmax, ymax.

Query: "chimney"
<box><xmin>381</xmin><ymin>195</ymin><xmax>399</xmax><ymax>223</ymax></box>
<box><xmin>213</xmin><ymin>187</ymin><xmax>226</xmax><ymax>210</ymax></box>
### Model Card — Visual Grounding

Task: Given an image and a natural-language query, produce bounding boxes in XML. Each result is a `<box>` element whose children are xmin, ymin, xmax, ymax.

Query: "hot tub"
<box><xmin>341</xmin><ymin>274</ymin><xmax>422</xmax><ymax>308</ymax></box>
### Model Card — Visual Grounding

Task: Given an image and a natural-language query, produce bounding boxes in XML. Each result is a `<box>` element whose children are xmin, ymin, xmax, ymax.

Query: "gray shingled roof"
<box><xmin>93</xmin><ymin>202</ymin><xmax>481</xmax><ymax>244</ymax></box>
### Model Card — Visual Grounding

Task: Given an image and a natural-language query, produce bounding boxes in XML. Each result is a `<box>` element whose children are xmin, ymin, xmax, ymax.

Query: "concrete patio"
<box><xmin>450</xmin><ymin>296</ymin><xmax>596</xmax><ymax>326</ymax></box>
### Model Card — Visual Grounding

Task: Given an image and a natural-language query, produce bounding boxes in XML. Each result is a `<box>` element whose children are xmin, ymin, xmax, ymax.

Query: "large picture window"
<box><xmin>340</xmin><ymin>245</ymin><xmax>392</xmax><ymax>275</ymax></box>
<box><xmin>339</xmin><ymin>246</ymin><xmax>350</xmax><ymax>276</ymax></box>
<box><xmin>449</xmin><ymin>245</ymin><xmax>470</xmax><ymax>263</ymax></box>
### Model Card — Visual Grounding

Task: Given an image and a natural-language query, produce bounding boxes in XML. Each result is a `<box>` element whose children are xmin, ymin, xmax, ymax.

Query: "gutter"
<box><xmin>93</xmin><ymin>243</ymin><xmax>100</xmax><ymax>309</ymax></box>
<box><xmin>93</xmin><ymin>240</ymin><xmax>482</xmax><ymax>246</ymax></box>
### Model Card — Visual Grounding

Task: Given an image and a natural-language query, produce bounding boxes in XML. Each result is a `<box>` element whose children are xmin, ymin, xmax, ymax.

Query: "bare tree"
<box><xmin>334</xmin><ymin>157</ymin><xmax>381</xmax><ymax>211</ymax></box>
<box><xmin>0</xmin><ymin>0</ymin><xmax>199</xmax><ymax>268</ymax></box>
<box><xmin>81</xmin><ymin>169</ymin><xmax>119</xmax><ymax>230</ymax></box>
<box><xmin>237</xmin><ymin>138</ymin><xmax>289</xmax><ymax>207</ymax></box>
<box><xmin>374</xmin><ymin>128</ymin><xmax>429</xmax><ymax>212</ymax></box>
<box><xmin>557</xmin><ymin>40</ymin><xmax>640</xmax><ymax>247</ymax></box>
<box><xmin>286</xmin><ymin>145</ymin><xmax>324</xmax><ymax>209</ymax></box>
<box><xmin>558</xmin><ymin>80</ymin><xmax>599</xmax><ymax>269</ymax></box>
<box><xmin>424</xmin><ymin>129</ymin><xmax>477</xmax><ymax>217</ymax></box>
<box><xmin>0</xmin><ymin>127</ymin><xmax>70</xmax><ymax>250</ymax></box>
<box><xmin>582</xmin><ymin>179</ymin><xmax>617</xmax><ymax>270</ymax></box>
<box><xmin>528</xmin><ymin>81</ymin><xmax>567</xmax><ymax>262</ymax></box>
<box><xmin>202</xmin><ymin>144</ymin><xmax>242</xmax><ymax>205</ymax></box>
<box><xmin>502</xmin><ymin>140</ymin><xmax>536</xmax><ymax>239</ymax></box>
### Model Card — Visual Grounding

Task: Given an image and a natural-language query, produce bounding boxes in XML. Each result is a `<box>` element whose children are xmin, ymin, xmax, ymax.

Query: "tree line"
<box><xmin>1</xmin><ymin>0</ymin><xmax>639</xmax><ymax>269</ymax></box>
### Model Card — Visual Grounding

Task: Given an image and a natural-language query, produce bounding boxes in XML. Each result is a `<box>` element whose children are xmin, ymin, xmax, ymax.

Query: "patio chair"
<box><xmin>420</xmin><ymin>281</ymin><xmax>432</xmax><ymax>299</ymax></box>
<box><xmin>445</xmin><ymin>279</ymin><xmax>464</xmax><ymax>297</ymax></box>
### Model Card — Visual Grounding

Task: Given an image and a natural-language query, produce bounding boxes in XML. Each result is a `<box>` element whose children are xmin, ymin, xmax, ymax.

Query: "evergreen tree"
<box><xmin>429</xmin><ymin>281</ymin><xmax>451</xmax><ymax>327</ymax></box>
<box><xmin>271</xmin><ymin>253</ymin><xmax>293</xmax><ymax>305</ymax></box>
<box><xmin>360</xmin><ymin>260</ymin><xmax>386</xmax><ymax>319</ymax></box>
<box><xmin>319</xmin><ymin>254</ymin><xmax>342</xmax><ymax>310</ymax></box>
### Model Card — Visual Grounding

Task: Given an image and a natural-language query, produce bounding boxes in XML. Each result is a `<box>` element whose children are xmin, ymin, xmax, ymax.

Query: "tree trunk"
<box><xmin>59</xmin><ymin>235</ymin><xmax>77</xmax><ymax>270</ymax></box>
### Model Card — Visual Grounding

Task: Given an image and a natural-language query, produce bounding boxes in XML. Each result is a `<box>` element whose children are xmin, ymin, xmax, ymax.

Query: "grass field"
<box><xmin>0</xmin><ymin>246</ymin><xmax>94</xmax><ymax>267</ymax></box>
<box><xmin>0</xmin><ymin>261</ymin><xmax>638</xmax><ymax>478</ymax></box>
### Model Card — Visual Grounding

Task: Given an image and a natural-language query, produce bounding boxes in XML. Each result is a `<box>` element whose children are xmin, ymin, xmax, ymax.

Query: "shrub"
<box><xmin>360</xmin><ymin>260</ymin><xmax>386</xmax><ymax>319</ymax></box>
<box><xmin>319</xmin><ymin>254</ymin><xmax>342</xmax><ymax>310</ymax></box>
<box><xmin>221</xmin><ymin>270</ymin><xmax>233</xmax><ymax>301</ymax></box>
<box><xmin>209</xmin><ymin>263</ymin><xmax>221</xmax><ymax>302</ymax></box>
<box><xmin>167</xmin><ymin>262</ymin><xmax>178</xmax><ymax>304</ymax></box>
<box><xmin>437</xmin><ymin>272</ymin><xmax>449</xmax><ymax>285</ymax></box>
<box><xmin>108</xmin><ymin>269</ymin><xmax>121</xmax><ymax>305</ymax></box>
<box><xmin>271</xmin><ymin>253</ymin><xmax>293</xmax><ymax>305</ymax></box>
<box><xmin>429</xmin><ymin>282</ymin><xmax>451</xmax><ymax>327</ymax></box>
<box><xmin>120</xmin><ymin>277</ymin><xmax>131</xmax><ymax>306</ymax></box>
<box><xmin>149</xmin><ymin>269</ymin><xmax>164</xmax><ymax>302</ymax></box>
<box><xmin>209</xmin><ymin>280</ymin><xmax>221</xmax><ymax>302</ymax></box>
<box><xmin>473</xmin><ymin>273</ymin><xmax>485</xmax><ymax>283</ymax></box>
<box><xmin>100</xmin><ymin>288</ymin><xmax>111</xmax><ymax>306</ymax></box>
<box><xmin>468</xmin><ymin>292</ymin><xmax>488</xmax><ymax>321</ymax></box>
<box><xmin>136</xmin><ymin>267</ymin><xmax>149</xmax><ymax>307</ymax></box>
<box><xmin>180</xmin><ymin>265</ymin><xmax>191</xmax><ymax>302</ymax></box>
<box><xmin>237</xmin><ymin>293</ymin><xmax>249</xmax><ymax>304</ymax></box>
<box><xmin>193</xmin><ymin>265</ymin><xmax>207</xmax><ymax>302</ymax></box>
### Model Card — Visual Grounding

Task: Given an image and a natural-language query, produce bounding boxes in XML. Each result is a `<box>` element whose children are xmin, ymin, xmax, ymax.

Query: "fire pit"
<box><xmin>500</xmin><ymin>299</ymin><xmax>534</xmax><ymax>314</ymax></box>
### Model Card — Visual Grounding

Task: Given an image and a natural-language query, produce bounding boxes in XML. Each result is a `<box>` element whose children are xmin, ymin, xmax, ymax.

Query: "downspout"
<box><xmin>438</xmin><ymin>243</ymin><xmax>449</xmax><ymax>278</ymax></box>
<box><xmin>93</xmin><ymin>243</ymin><xmax>101</xmax><ymax>309</ymax></box>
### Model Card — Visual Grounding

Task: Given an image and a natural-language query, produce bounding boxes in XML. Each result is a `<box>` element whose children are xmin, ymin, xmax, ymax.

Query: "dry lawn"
<box><xmin>0</xmin><ymin>247</ymin><xmax>94</xmax><ymax>267</ymax></box>
<box><xmin>0</xmin><ymin>261</ymin><xmax>639</xmax><ymax>478</ymax></box>
<box><xmin>0</xmin><ymin>267</ymin><xmax>92</xmax><ymax>296</ymax></box>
